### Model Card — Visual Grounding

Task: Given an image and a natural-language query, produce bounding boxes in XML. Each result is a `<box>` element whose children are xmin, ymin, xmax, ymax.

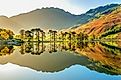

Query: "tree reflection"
<box><xmin>1</xmin><ymin>41</ymin><xmax>121</xmax><ymax>75</ymax></box>
<box><xmin>20</xmin><ymin>42</ymin><xmax>46</xmax><ymax>55</ymax></box>
<box><xmin>19</xmin><ymin>41</ymin><xmax>97</xmax><ymax>55</ymax></box>
<box><xmin>18</xmin><ymin>41</ymin><xmax>121</xmax><ymax>75</ymax></box>
<box><xmin>0</xmin><ymin>45</ymin><xmax>14</xmax><ymax>56</ymax></box>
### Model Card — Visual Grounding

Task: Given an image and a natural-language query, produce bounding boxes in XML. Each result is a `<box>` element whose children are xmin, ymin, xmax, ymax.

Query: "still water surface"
<box><xmin>0</xmin><ymin>42</ymin><xmax>121</xmax><ymax>80</ymax></box>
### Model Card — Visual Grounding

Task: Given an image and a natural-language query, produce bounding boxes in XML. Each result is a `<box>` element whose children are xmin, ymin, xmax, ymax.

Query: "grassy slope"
<box><xmin>74</xmin><ymin>6</ymin><xmax>121</xmax><ymax>38</ymax></box>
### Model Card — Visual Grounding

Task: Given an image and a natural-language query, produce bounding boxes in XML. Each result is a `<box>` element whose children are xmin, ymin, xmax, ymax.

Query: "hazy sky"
<box><xmin>0</xmin><ymin>0</ymin><xmax>121</xmax><ymax>17</ymax></box>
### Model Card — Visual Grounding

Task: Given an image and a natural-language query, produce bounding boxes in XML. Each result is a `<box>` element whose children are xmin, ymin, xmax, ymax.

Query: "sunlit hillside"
<box><xmin>74</xmin><ymin>5</ymin><xmax>121</xmax><ymax>39</ymax></box>
<box><xmin>0</xmin><ymin>16</ymin><xmax>22</xmax><ymax>33</ymax></box>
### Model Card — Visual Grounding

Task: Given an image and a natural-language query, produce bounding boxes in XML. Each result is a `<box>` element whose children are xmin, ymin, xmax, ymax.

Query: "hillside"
<box><xmin>76</xmin><ymin>4</ymin><xmax>119</xmax><ymax>25</ymax></box>
<box><xmin>74</xmin><ymin>5</ymin><xmax>121</xmax><ymax>38</ymax></box>
<box><xmin>0</xmin><ymin>16</ymin><xmax>23</xmax><ymax>33</ymax></box>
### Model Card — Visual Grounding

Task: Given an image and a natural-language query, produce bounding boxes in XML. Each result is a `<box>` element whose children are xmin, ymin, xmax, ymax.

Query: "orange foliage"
<box><xmin>74</xmin><ymin>6</ymin><xmax>121</xmax><ymax>37</ymax></box>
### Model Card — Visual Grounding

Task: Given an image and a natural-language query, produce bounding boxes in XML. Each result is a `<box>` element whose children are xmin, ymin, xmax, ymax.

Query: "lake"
<box><xmin>0</xmin><ymin>41</ymin><xmax>121</xmax><ymax>80</ymax></box>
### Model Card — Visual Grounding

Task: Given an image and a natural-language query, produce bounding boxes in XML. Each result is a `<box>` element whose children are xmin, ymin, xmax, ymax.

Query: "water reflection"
<box><xmin>0</xmin><ymin>41</ymin><xmax>121</xmax><ymax>75</ymax></box>
<box><xmin>20</xmin><ymin>42</ymin><xmax>46</xmax><ymax>55</ymax></box>
<box><xmin>0</xmin><ymin>45</ymin><xmax>14</xmax><ymax>56</ymax></box>
<box><xmin>20</xmin><ymin>42</ymin><xmax>77</xmax><ymax>55</ymax></box>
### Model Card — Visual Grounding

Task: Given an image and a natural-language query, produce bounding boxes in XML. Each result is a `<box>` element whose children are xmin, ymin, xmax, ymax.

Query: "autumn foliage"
<box><xmin>74</xmin><ymin>6</ymin><xmax>121</xmax><ymax>38</ymax></box>
<box><xmin>0</xmin><ymin>28</ymin><xmax>14</xmax><ymax>40</ymax></box>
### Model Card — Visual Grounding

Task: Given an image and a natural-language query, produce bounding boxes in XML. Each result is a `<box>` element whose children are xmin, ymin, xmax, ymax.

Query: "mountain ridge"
<box><xmin>0</xmin><ymin>4</ymin><xmax>119</xmax><ymax>33</ymax></box>
<box><xmin>73</xmin><ymin>4</ymin><xmax>121</xmax><ymax>38</ymax></box>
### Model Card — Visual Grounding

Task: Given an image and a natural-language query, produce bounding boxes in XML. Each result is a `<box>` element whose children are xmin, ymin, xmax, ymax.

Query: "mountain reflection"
<box><xmin>0</xmin><ymin>41</ymin><xmax>121</xmax><ymax>75</ymax></box>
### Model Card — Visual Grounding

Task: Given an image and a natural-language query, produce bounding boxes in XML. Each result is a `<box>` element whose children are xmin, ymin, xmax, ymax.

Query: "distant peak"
<box><xmin>28</xmin><ymin>7</ymin><xmax>64</xmax><ymax>13</ymax></box>
<box><xmin>86</xmin><ymin>3</ymin><xmax>119</xmax><ymax>14</ymax></box>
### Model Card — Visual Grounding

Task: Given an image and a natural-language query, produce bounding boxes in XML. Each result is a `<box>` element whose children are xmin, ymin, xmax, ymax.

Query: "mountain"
<box><xmin>10</xmin><ymin>8</ymin><xmax>81</xmax><ymax>31</ymax></box>
<box><xmin>10</xmin><ymin>4</ymin><xmax>119</xmax><ymax>31</ymax></box>
<box><xmin>0</xmin><ymin>16</ymin><xmax>23</xmax><ymax>33</ymax></box>
<box><xmin>72</xmin><ymin>4</ymin><xmax>119</xmax><ymax>27</ymax></box>
<box><xmin>74</xmin><ymin>5</ymin><xmax>121</xmax><ymax>38</ymax></box>
<box><xmin>0</xmin><ymin>4</ymin><xmax>119</xmax><ymax>34</ymax></box>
